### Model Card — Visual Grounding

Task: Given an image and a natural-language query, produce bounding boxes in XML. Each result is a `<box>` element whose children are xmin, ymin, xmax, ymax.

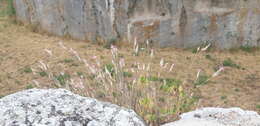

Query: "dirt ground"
<box><xmin>0</xmin><ymin>12</ymin><xmax>260</xmax><ymax>115</ymax></box>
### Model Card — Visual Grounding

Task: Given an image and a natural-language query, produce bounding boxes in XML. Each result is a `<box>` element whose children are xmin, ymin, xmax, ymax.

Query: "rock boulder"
<box><xmin>0</xmin><ymin>89</ymin><xmax>146</xmax><ymax>126</ymax></box>
<box><xmin>163</xmin><ymin>107</ymin><xmax>260</xmax><ymax>126</ymax></box>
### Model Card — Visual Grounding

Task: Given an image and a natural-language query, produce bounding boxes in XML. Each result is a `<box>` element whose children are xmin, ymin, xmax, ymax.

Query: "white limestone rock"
<box><xmin>163</xmin><ymin>107</ymin><xmax>260</xmax><ymax>126</ymax></box>
<box><xmin>0</xmin><ymin>89</ymin><xmax>146</xmax><ymax>126</ymax></box>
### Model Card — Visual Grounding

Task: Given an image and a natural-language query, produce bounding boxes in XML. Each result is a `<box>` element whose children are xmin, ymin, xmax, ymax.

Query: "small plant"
<box><xmin>223</xmin><ymin>58</ymin><xmax>240</xmax><ymax>69</ymax></box>
<box><xmin>62</xmin><ymin>59</ymin><xmax>74</xmax><ymax>63</ymax></box>
<box><xmin>70</xmin><ymin>63</ymin><xmax>79</xmax><ymax>67</ymax></box>
<box><xmin>256</xmin><ymin>105</ymin><xmax>260</xmax><ymax>109</ymax></box>
<box><xmin>239</xmin><ymin>44</ymin><xmax>260</xmax><ymax>53</ymax></box>
<box><xmin>160</xmin><ymin>79</ymin><xmax>181</xmax><ymax>92</ymax></box>
<box><xmin>205</xmin><ymin>54</ymin><xmax>216</xmax><ymax>61</ymax></box>
<box><xmin>104</xmin><ymin>38</ymin><xmax>117</xmax><ymax>49</ymax></box>
<box><xmin>38</xmin><ymin>71</ymin><xmax>47</xmax><ymax>77</ymax></box>
<box><xmin>220</xmin><ymin>95</ymin><xmax>227</xmax><ymax>100</ymax></box>
<box><xmin>240</xmin><ymin>45</ymin><xmax>253</xmax><ymax>53</ymax></box>
<box><xmin>23</xmin><ymin>67</ymin><xmax>32</xmax><ymax>73</ymax></box>
<box><xmin>15</xmin><ymin>80</ymin><xmax>21</xmax><ymax>84</ymax></box>
<box><xmin>7</xmin><ymin>0</ymin><xmax>15</xmax><ymax>16</ymax></box>
<box><xmin>123</xmin><ymin>71</ymin><xmax>133</xmax><ymax>78</ymax></box>
<box><xmin>0</xmin><ymin>0</ymin><xmax>16</xmax><ymax>17</ymax></box>
<box><xmin>139</xmin><ymin>76</ymin><xmax>149</xmax><ymax>84</ymax></box>
<box><xmin>77</xmin><ymin>72</ymin><xmax>84</xmax><ymax>77</ymax></box>
<box><xmin>26</xmin><ymin>84</ymin><xmax>34</xmax><ymax>89</ymax></box>
<box><xmin>55</xmin><ymin>73</ymin><xmax>70</xmax><ymax>86</ymax></box>
<box><xmin>234</xmin><ymin>88</ymin><xmax>240</xmax><ymax>92</ymax></box>
<box><xmin>148</xmin><ymin>76</ymin><xmax>162</xmax><ymax>82</ymax></box>
<box><xmin>103</xmin><ymin>64</ymin><xmax>115</xmax><ymax>75</ymax></box>
<box><xmin>194</xmin><ymin>75</ymin><xmax>209</xmax><ymax>86</ymax></box>
<box><xmin>191</xmin><ymin>48</ymin><xmax>197</xmax><ymax>54</ymax></box>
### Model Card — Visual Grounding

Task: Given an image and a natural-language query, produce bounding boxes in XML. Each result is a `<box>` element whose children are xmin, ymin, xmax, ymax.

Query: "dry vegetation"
<box><xmin>0</xmin><ymin>1</ymin><xmax>260</xmax><ymax>125</ymax></box>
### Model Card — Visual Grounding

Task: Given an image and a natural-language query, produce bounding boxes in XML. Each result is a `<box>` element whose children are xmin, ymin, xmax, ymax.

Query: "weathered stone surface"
<box><xmin>14</xmin><ymin>0</ymin><xmax>260</xmax><ymax>49</ymax></box>
<box><xmin>0</xmin><ymin>89</ymin><xmax>146</xmax><ymax>126</ymax></box>
<box><xmin>162</xmin><ymin>107</ymin><xmax>260</xmax><ymax>126</ymax></box>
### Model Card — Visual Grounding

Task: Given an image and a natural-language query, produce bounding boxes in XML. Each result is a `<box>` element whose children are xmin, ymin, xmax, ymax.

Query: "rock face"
<box><xmin>14</xmin><ymin>0</ymin><xmax>260</xmax><ymax>49</ymax></box>
<box><xmin>0</xmin><ymin>89</ymin><xmax>146</xmax><ymax>126</ymax></box>
<box><xmin>163</xmin><ymin>107</ymin><xmax>260</xmax><ymax>126</ymax></box>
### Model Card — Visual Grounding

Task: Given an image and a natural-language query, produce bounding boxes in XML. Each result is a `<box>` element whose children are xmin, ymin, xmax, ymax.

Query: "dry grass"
<box><xmin>1</xmin><ymin>1</ymin><xmax>260</xmax><ymax>125</ymax></box>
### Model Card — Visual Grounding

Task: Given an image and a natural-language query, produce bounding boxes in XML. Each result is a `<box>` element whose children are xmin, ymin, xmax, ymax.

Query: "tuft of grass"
<box><xmin>138</xmin><ymin>76</ymin><xmax>181</xmax><ymax>92</ymax></box>
<box><xmin>160</xmin><ymin>78</ymin><xmax>181</xmax><ymax>92</ymax></box>
<box><xmin>26</xmin><ymin>84</ymin><xmax>34</xmax><ymax>89</ymax></box>
<box><xmin>123</xmin><ymin>71</ymin><xmax>133</xmax><ymax>78</ymax></box>
<box><xmin>55</xmin><ymin>73</ymin><xmax>70</xmax><ymax>86</ymax></box>
<box><xmin>62</xmin><ymin>59</ymin><xmax>74</xmax><ymax>63</ymax></box>
<box><xmin>0</xmin><ymin>0</ymin><xmax>16</xmax><ymax>17</ymax></box>
<box><xmin>38</xmin><ymin>71</ymin><xmax>47</xmax><ymax>77</ymax></box>
<box><xmin>191</xmin><ymin>48</ymin><xmax>197</xmax><ymax>54</ymax></box>
<box><xmin>27</xmin><ymin>42</ymin><xmax>211</xmax><ymax>125</ymax></box>
<box><xmin>70</xmin><ymin>63</ymin><xmax>79</xmax><ymax>67</ymax></box>
<box><xmin>7</xmin><ymin>0</ymin><xmax>15</xmax><ymax>16</ymax></box>
<box><xmin>205</xmin><ymin>54</ymin><xmax>216</xmax><ymax>61</ymax></box>
<box><xmin>104</xmin><ymin>38</ymin><xmax>117</xmax><ymax>49</ymax></box>
<box><xmin>234</xmin><ymin>88</ymin><xmax>240</xmax><ymax>92</ymax></box>
<box><xmin>220</xmin><ymin>96</ymin><xmax>227</xmax><ymax>100</ymax></box>
<box><xmin>194</xmin><ymin>75</ymin><xmax>209</xmax><ymax>86</ymax></box>
<box><xmin>77</xmin><ymin>72</ymin><xmax>84</xmax><ymax>77</ymax></box>
<box><xmin>239</xmin><ymin>45</ymin><xmax>260</xmax><ymax>53</ymax></box>
<box><xmin>240</xmin><ymin>45</ymin><xmax>253</xmax><ymax>53</ymax></box>
<box><xmin>15</xmin><ymin>80</ymin><xmax>21</xmax><ymax>84</ymax></box>
<box><xmin>223</xmin><ymin>58</ymin><xmax>240</xmax><ymax>69</ymax></box>
<box><xmin>229</xmin><ymin>45</ymin><xmax>260</xmax><ymax>53</ymax></box>
<box><xmin>23</xmin><ymin>67</ymin><xmax>32</xmax><ymax>73</ymax></box>
<box><xmin>103</xmin><ymin>64</ymin><xmax>115</xmax><ymax>75</ymax></box>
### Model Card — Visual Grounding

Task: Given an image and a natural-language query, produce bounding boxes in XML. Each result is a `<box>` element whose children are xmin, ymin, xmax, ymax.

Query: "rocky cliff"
<box><xmin>14</xmin><ymin>0</ymin><xmax>260</xmax><ymax>49</ymax></box>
